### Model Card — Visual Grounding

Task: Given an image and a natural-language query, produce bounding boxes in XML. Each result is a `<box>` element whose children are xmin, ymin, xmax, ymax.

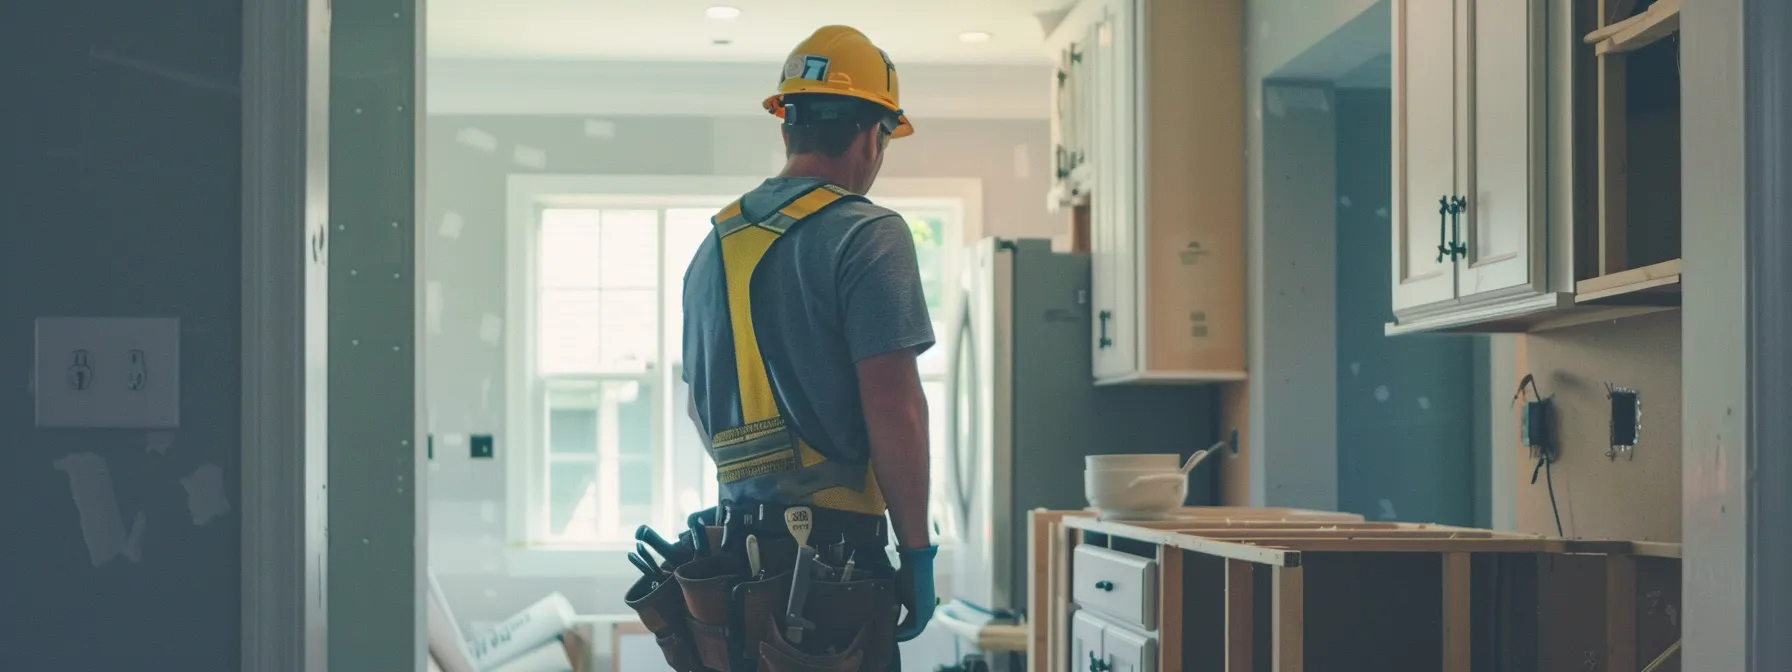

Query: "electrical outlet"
<box><xmin>470</xmin><ymin>434</ymin><xmax>494</xmax><ymax>459</ymax></box>
<box><xmin>34</xmin><ymin>317</ymin><xmax>181</xmax><ymax>428</ymax></box>
<box><xmin>1522</xmin><ymin>399</ymin><xmax>1555</xmax><ymax>458</ymax></box>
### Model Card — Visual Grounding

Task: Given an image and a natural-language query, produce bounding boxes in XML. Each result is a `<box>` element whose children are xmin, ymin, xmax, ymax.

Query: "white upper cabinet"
<box><xmin>1391</xmin><ymin>0</ymin><xmax>1460</xmax><ymax>313</ymax></box>
<box><xmin>1388</xmin><ymin>0</ymin><xmax>1570</xmax><ymax>335</ymax></box>
<box><xmin>1048</xmin><ymin>0</ymin><xmax>1246</xmax><ymax>384</ymax></box>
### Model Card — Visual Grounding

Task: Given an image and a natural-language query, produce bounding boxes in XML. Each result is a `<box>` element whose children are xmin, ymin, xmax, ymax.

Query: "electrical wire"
<box><xmin>1544</xmin><ymin>457</ymin><xmax>1565</xmax><ymax>538</ymax></box>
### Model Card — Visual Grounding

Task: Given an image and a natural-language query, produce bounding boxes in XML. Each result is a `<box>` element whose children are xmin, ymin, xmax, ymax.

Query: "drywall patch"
<box><xmin>1374</xmin><ymin>207</ymin><xmax>1389</xmax><ymax>219</ymax></box>
<box><xmin>1378</xmin><ymin>499</ymin><xmax>1399</xmax><ymax>520</ymax></box>
<box><xmin>512</xmin><ymin>145</ymin><xmax>548</xmax><ymax>169</ymax></box>
<box><xmin>584</xmin><ymin>119</ymin><xmax>617</xmax><ymax>139</ymax></box>
<box><xmin>146</xmin><ymin>431</ymin><xmax>176</xmax><ymax>455</ymax></box>
<box><xmin>455</xmin><ymin>128</ymin><xmax>498</xmax><ymax>152</ymax></box>
<box><xmin>479</xmin><ymin>314</ymin><xmax>502</xmax><ymax>345</ymax></box>
<box><xmin>1374</xmin><ymin>385</ymin><xmax>1391</xmax><ymax>402</ymax></box>
<box><xmin>53</xmin><ymin>453</ymin><xmax>146</xmax><ymax>566</ymax></box>
<box><xmin>1417</xmin><ymin>396</ymin><xmax>1431</xmax><ymax>410</ymax></box>
<box><xmin>426</xmin><ymin>281</ymin><xmax>444</xmax><ymax>335</ymax></box>
<box><xmin>180</xmin><ymin>463</ymin><xmax>232</xmax><ymax>526</ymax></box>
<box><xmin>1350</xmin><ymin>362</ymin><xmax>1361</xmax><ymax>376</ymax></box>
<box><xmin>1012</xmin><ymin>144</ymin><xmax>1032</xmax><ymax>179</ymax></box>
<box><xmin>440</xmin><ymin>211</ymin><xmax>465</xmax><ymax>240</ymax></box>
<box><xmin>1339</xmin><ymin>196</ymin><xmax>1353</xmax><ymax>208</ymax></box>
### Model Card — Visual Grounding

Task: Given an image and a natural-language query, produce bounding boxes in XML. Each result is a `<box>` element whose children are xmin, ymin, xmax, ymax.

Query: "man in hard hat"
<box><xmin>641</xmin><ymin>25</ymin><xmax>935</xmax><ymax>672</ymax></box>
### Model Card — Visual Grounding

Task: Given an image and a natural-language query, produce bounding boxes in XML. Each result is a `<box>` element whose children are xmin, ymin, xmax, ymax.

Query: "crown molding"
<box><xmin>426</xmin><ymin>58</ymin><xmax>1051</xmax><ymax>119</ymax></box>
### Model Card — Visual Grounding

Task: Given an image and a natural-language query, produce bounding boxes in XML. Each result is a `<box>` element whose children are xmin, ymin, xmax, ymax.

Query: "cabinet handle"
<box><xmin>1436</xmin><ymin>196</ymin><xmax>1451</xmax><ymax>264</ymax></box>
<box><xmin>1094</xmin><ymin>580</ymin><xmax>1115</xmax><ymax>591</ymax></box>
<box><xmin>1089</xmin><ymin>652</ymin><xmax>1110</xmax><ymax>672</ymax></box>
<box><xmin>1447</xmin><ymin>195</ymin><xmax>1469</xmax><ymax>260</ymax></box>
<box><xmin>1098</xmin><ymin>311</ymin><xmax>1113</xmax><ymax>349</ymax></box>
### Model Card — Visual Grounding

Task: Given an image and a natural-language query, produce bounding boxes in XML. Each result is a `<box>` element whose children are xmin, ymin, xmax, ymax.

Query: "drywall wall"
<box><xmin>329</xmin><ymin>1</ymin><xmax>428</xmax><ymax>668</ymax></box>
<box><xmin>1680</xmin><ymin>0</ymin><xmax>1750</xmax><ymax>664</ymax></box>
<box><xmin>422</xmin><ymin>112</ymin><xmax>1060</xmax><ymax>627</ymax></box>
<box><xmin>1333</xmin><ymin>88</ymin><xmax>1480</xmax><ymax>527</ymax></box>
<box><xmin>0</xmin><ymin>2</ymin><xmax>244</xmax><ymax>669</ymax></box>
<box><xmin>1235</xmin><ymin>0</ymin><xmax>1389</xmax><ymax>510</ymax></box>
<box><xmin>1511</xmin><ymin>313</ymin><xmax>1683</xmax><ymax>543</ymax></box>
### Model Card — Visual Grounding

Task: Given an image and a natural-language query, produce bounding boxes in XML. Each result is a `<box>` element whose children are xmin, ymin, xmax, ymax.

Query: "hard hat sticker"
<box><xmin>799</xmin><ymin>55</ymin><xmax>830</xmax><ymax>82</ymax></box>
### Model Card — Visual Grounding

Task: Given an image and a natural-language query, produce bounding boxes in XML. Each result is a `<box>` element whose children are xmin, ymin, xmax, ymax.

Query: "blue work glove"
<box><xmin>894</xmin><ymin>545</ymin><xmax>939</xmax><ymax>642</ymax></box>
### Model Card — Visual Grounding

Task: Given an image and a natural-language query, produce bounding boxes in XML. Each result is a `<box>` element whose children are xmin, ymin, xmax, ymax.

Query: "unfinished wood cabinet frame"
<box><xmin>1034</xmin><ymin>510</ymin><xmax>1682</xmax><ymax>671</ymax></box>
<box><xmin>1583</xmin><ymin>0</ymin><xmax>1684</xmax><ymax>302</ymax></box>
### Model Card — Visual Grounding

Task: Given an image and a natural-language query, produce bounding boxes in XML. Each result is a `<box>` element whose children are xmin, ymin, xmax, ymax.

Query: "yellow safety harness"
<box><xmin>707</xmin><ymin>182</ymin><xmax>887</xmax><ymax>516</ymax></box>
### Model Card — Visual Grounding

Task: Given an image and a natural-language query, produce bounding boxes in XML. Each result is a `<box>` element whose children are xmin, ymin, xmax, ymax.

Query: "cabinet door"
<box><xmin>1459</xmin><ymin>0</ymin><xmax>1546</xmax><ymax>298</ymax></box>
<box><xmin>1089</xmin><ymin>0</ymin><xmax>1138</xmax><ymax>380</ymax></box>
<box><xmin>1071</xmin><ymin>611</ymin><xmax>1106</xmax><ymax>672</ymax></box>
<box><xmin>1390</xmin><ymin>0</ymin><xmax>1459</xmax><ymax>313</ymax></box>
<box><xmin>1101</xmin><ymin>623</ymin><xmax>1157</xmax><ymax>672</ymax></box>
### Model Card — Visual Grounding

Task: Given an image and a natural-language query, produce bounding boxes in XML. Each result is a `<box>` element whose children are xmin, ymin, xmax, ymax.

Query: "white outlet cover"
<box><xmin>34</xmin><ymin>317</ymin><xmax>181</xmax><ymax>429</ymax></box>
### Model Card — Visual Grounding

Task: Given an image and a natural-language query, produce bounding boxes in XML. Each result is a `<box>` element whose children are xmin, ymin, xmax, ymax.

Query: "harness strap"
<box><xmin>710</xmin><ymin>183</ymin><xmax>888</xmax><ymax>515</ymax></box>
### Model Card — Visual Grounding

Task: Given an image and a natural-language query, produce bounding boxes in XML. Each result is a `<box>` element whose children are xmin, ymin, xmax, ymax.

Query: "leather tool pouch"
<box><xmin>674</xmin><ymin>555</ymin><xmax>751</xmax><ymax>671</ymax></box>
<box><xmin>624</xmin><ymin>572</ymin><xmax>702</xmax><ymax>672</ymax></box>
<box><xmin>732</xmin><ymin>568</ymin><xmax>899</xmax><ymax>672</ymax></box>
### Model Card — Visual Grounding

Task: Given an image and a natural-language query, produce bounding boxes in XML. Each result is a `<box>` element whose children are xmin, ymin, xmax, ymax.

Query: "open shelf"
<box><xmin>1576</xmin><ymin>258</ymin><xmax>1682</xmax><ymax>306</ymax></box>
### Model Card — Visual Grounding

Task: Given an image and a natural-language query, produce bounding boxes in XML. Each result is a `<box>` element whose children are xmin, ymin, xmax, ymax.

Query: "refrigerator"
<box><xmin>941</xmin><ymin>238</ymin><xmax>1217</xmax><ymax>669</ymax></box>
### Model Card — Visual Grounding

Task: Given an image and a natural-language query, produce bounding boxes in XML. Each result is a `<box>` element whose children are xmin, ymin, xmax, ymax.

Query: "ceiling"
<box><xmin>427</xmin><ymin>0</ymin><xmax>1073</xmax><ymax>65</ymax></box>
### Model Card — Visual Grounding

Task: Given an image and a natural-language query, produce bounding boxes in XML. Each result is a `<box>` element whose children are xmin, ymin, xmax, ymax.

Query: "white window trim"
<box><xmin>503</xmin><ymin>174</ymin><xmax>981</xmax><ymax>577</ymax></box>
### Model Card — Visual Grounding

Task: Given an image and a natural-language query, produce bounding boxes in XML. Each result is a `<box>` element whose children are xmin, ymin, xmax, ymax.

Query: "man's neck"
<box><xmin>778</xmin><ymin>156</ymin><xmax>858</xmax><ymax>193</ymax></box>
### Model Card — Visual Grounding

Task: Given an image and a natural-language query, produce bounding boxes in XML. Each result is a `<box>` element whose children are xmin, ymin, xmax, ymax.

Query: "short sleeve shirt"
<box><xmin>682</xmin><ymin>177</ymin><xmax>936</xmax><ymax>464</ymax></box>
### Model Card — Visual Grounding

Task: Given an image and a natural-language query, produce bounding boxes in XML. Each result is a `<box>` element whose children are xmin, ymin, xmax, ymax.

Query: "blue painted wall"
<box><xmin>0</xmin><ymin>1</ymin><xmax>244</xmax><ymax>668</ymax></box>
<box><xmin>1332</xmin><ymin>87</ymin><xmax>1482</xmax><ymax>526</ymax></box>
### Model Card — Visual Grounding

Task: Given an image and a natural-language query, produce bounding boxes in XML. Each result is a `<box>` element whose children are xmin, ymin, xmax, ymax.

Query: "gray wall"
<box><xmin>330</xmin><ymin>0</ymin><xmax>428</xmax><ymax>668</ymax></box>
<box><xmin>1332</xmin><ymin>87</ymin><xmax>1478</xmax><ymax>526</ymax></box>
<box><xmin>0</xmin><ymin>2</ymin><xmax>244</xmax><ymax>669</ymax></box>
<box><xmin>422</xmin><ymin>113</ymin><xmax>1061</xmax><ymax>628</ymax></box>
<box><xmin>1241</xmin><ymin>0</ymin><xmax>1387</xmax><ymax>511</ymax></box>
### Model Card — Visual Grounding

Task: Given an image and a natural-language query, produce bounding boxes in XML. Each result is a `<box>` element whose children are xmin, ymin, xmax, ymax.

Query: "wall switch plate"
<box><xmin>470</xmin><ymin>434</ymin><xmax>493</xmax><ymax>459</ymax></box>
<box><xmin>34</xmin><ymin>317</ymin><xmax>181</xmax><ymax>428</ymax></box>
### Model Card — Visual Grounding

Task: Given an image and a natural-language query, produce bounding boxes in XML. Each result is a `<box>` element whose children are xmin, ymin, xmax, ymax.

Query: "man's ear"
<box><xmin>859</xmin><ymin>125</ymin><xmax>882</xmax><ymax>162</ymax></box>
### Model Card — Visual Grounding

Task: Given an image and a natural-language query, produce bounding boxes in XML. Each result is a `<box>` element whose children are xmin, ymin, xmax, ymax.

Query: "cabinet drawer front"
<box><xmin>1072</xmin><ymin>545</ymin><xmax>1158</xmax><ymax>630</ymax></box>
<box><xmin>1071</xmin><ymin>611</ymin><xmax>1106</xmax><ymax>672</ymax></box>
<box><xmin>1101</xmin><ymin>620</ymin><xmax>1158</xmax><ymax>672</ymax></box>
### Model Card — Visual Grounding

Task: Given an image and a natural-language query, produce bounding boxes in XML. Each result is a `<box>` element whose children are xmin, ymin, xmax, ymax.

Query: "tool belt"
<box><xmin>624</xmin><ymin>506</ymin><xmax>899</xmax><ymax>672</ymax></box>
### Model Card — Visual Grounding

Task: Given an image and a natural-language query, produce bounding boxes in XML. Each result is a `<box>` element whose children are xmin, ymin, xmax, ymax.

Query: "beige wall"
<box><xmin>1511</xmin><ymin>313</ymin><xmax>1682</xmax><ymax>542</ymax></box>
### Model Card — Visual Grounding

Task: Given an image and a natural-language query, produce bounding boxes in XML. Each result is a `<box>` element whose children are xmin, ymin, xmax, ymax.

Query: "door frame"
<box><xmin>241</xmin><ymin>0</ymin><xmax>330</xmax><ymax>669</ymax></box>
<box><xmin>1741</xmin><ymin>0</ymin><xmax>1792</xmax><ymax>666</ymax></box>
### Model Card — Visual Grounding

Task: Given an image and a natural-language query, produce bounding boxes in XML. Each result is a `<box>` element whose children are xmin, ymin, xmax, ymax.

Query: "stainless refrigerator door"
<box><xmin>946</xmin><ymin>237</ymin><xmax>1011</xmax><ymax>614</ymax></box>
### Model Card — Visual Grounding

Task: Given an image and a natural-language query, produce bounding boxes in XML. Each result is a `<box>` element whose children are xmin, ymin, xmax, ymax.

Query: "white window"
<box><xmin>506</xmin><ymin>176</ymin><xmax>979</xmax><ymax>553</ymax></box>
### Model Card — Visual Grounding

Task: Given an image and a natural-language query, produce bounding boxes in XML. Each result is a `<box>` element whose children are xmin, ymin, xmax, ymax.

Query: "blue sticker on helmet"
<box><xmin>800</xmin><ymin>55</ymin><xmax>830</xmax><ymax>81</ymax></box>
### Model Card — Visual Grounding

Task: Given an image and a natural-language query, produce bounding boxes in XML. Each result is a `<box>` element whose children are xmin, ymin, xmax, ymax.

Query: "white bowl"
<box><xmin>1085</xmin><ymin>454</ymin><xmax>1180</xmax><ymax>471</ymax></box>
<box><xmin>1084</xmin><ymin>467</ymin><xmax>1188</xmax><ymax>520</ymax></box>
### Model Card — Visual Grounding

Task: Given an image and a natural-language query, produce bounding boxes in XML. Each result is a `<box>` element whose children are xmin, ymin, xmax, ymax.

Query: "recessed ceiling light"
<box><xmin>705</xmin><ymin>6</ymin><xmax>741</xmax><ymax>20</ymax></box>
<box><xmin>959</xmin><ymin>31</ymin><xmax>992</xmax><ymax>43</ymax></box>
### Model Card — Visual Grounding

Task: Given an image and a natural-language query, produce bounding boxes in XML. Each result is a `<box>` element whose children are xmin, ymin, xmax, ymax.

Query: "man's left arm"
<box><xmin>838</xmin><ymin>214</ymin><xmax>938</xmax><ymax>641</ymax></box>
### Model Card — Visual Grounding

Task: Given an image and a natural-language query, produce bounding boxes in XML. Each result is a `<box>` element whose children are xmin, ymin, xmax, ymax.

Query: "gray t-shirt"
<box><xmin>682</xmin><ymin>177</ymin><xmax>935</xmax><ymax>464</ymax></box>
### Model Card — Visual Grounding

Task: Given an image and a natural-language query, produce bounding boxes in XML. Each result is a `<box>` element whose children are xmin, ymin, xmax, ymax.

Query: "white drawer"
<box><xmin>1069</xmin><ymin>610</ymin><xmax>1158</xmax><ymax>672</ymax></box>
<box><xmin>1071</xmin><ymin>545</ymin><xmax>1158</xmax><ymax>630</ymax></box>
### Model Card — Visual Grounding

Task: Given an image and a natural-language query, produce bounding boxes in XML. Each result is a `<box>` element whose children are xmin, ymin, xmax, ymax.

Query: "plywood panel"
<box><xmin>1220</xmin><ymin>381</ymin><xmax>1252</xmax><ymax>506</ymax></box>
<box><xmin>1516</xmin><ymin>311</ymin><xmax>1681</xmax><ymax>542</ymax></box>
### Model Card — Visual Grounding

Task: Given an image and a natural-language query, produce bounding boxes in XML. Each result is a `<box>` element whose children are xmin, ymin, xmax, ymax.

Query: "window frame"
<box><xmin>504</xmin><ymin>175</ymin><xmax>982</xmax><ymax>570</ymax></box>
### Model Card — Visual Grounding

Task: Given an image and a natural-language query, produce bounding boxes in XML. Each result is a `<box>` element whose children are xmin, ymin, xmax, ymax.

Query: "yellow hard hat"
<box><xmin>764</xmin><ymin>25</ymin><xmax>913</xmax><ymax>139</ymax></box>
